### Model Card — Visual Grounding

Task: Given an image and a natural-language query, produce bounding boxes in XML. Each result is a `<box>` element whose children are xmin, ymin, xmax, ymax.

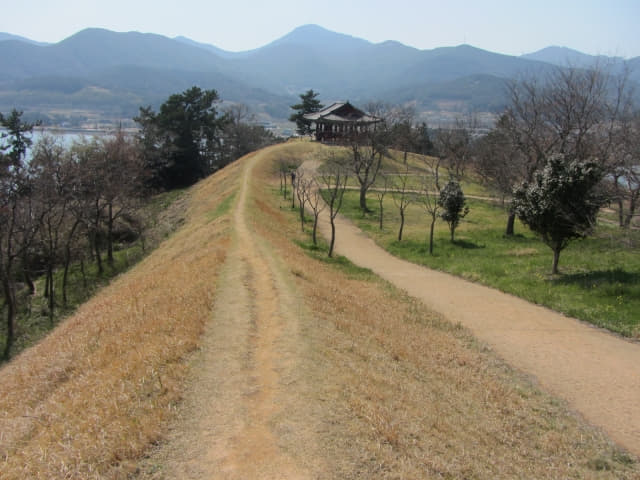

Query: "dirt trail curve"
<box><xmin>145</xmin><ymin>152</ymin><xmax>311</xmax><ymax>479</ymax></box>
<box><xmin>307</xmin><ymin>162</ymin><xmax>640</xmax><ymax>458</ymax></box>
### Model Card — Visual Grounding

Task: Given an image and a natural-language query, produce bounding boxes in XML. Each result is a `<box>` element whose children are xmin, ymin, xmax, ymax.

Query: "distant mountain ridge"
<box><xmin>0</xmin><ymin>25</ymin><xmax>637</xmax><ymax>126</ymax></box>
<box><xmin>0</xmin><ymin>32</ymin><xmax>49</xmax><ymax>46</ymax></box>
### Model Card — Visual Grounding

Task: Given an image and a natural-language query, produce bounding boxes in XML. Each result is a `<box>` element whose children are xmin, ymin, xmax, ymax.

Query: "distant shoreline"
<box><xmin>33</xmin><ymin>126</ymin><xmax>139</xmax><ymax>135</ymax></box>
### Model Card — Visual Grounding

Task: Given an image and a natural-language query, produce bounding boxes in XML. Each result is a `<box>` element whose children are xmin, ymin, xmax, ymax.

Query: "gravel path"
<box><xmin>312</xmin><ymin>167</ymin><xmax>640</xmax><ymax>457</ymax></box>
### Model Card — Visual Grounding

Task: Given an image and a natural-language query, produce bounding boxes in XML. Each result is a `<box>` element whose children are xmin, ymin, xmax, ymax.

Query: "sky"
<box><xmin>2</xmin><ymin>0</ymin><xmax>639</xmax><ymax>58</ymax></box>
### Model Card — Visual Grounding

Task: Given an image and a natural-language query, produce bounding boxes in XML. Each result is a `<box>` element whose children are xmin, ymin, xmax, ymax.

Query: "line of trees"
<box><xmin>0</xmin><ymin>113</ymin><xmax>144</xmax><ymax>358</ymax></box>
<box><xmin>1</xmin><ymin>86</ymin><xmax>281</xmax><ymax>358</ymax></box>
<box><xmin>293</xmin><ymin>66</ymin><xmax>637</xmax><ymax>273</ymax></box>
<box><xmin>284</xmin><ymin>101</ymin><xmax>471</xmax><ymax>258</ymax></box>
<box><xmin>475</xmin><ymin>65</ymin><xmax>637</xmax><ymax>273</ymax></box>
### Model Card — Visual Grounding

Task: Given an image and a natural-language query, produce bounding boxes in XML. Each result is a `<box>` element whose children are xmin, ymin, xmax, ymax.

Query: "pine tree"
<box><xmin>289</xmin><ymin>90</ymin><xmax>323</xmax><ymax>136</ymax></box>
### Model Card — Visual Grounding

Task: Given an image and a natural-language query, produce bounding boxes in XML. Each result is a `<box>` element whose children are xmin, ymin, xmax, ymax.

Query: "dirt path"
<box><xmin>311</xmin><ymin>167</ymin><xmax>640</xmax><ymax>457</ymax></box>
<box><xmin>141</xmin><ymin>153</ymin><xmax>311</xmax><ymax>479</ymax></box>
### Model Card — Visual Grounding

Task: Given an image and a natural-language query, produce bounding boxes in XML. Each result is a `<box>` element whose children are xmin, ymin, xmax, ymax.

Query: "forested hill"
<box><xmin>0</xmin><ymin>25</ymin><xmax>637</xmax><ymax>124</ymax></box>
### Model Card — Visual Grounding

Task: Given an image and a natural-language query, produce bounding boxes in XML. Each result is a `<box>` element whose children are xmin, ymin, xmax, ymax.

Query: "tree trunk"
<box><xmin>80</xmin><ymin>258</ymin><xmax>87</xmax><ymax>289</ymax></box>
<box><xmin>91</xmin><ymin>230</ymin><xmax>103</xmax><ymax>275</ymax></box>
<box><xmin>312</xmin><ymin>215</ymin><xmax>319</xmax><ymax>245</ymax></box>
<box><xmin>397</xmin><ymin>208</ymin><xmax>405</xmax><ymax>241</ymax></box>
<box><xmin>623</xmin><ymin>194</ymin><xmax>637</xmax><ymax>228</ymax></box>
<box><xmin>552</xmin><ymin>248</ymin><xmax>561</xmax><ymax>275</ymax></box>
<box><xmin>429</xmin><ymin>217</ymin><xmax>436</xmax><ymax>255</ymax></box>
<box><xmin>379</xmin><ymin>201</ymin><xmax>384</xmax><ymax>230</ymax></box>
<box><xmin>47</xmin><ymin>264</ymin><xmax>55</xmax><ymax>324</ymax></box>
<box><xmin>62</xmin><ymin>219</ymin><xmax>80</xmax><ymax>306</ymax></box>
<box><xmin>505</xmin><ymin>211</ymin><xmax>516</xmax><ymax>236</ymax></box>
<box><xmin>44</xmin><ymin>272</ymin><xmax>50</xmax><ymax>298</ymax></box>
<box><xmin>62</xmin><ymin>258</ymin><xmax>70</xmax><ymax>307</ymax></box>
<box><xmin>107</xmin><ymin>203</ymin><xmax>114</xmax><ymax>266</ymax></box>
<box><xmin>328</xmin><ymin>218</ymin><xmax>336</xmax><ymax>258</ymax></box>
<box><xmin>299</xmin><ymin>202</ymin><xmax>305</xmax><ymax>231</ymax></box>
<box><xmin>359</xmin><ymin>186</ymin><xmax>368</xmax><ymax>212</ymax></box>
<box><xmin>450</xmin><ymin>225</ymin><xmax>455</xmax><ymax>243</ymax></box>
<box><xmin>3</xmin><ymin>276</ymin><xmax>16</xmax><ymax>360</ymax></box>
<box><xmin>23</xmin><ymin>265</ymin><xmax>35</xmax><ymax>295</ymax></box>
<box><xmin>617</xmin><ymin>198</ymin><xmax>625</xmax><ymax>227</ymax></box>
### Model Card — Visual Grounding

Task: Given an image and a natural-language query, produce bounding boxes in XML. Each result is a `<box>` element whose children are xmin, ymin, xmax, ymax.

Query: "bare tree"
<box><xmin>277</xmin><ymin>155</ymin><xmax>300</xmax><ymax>201</ymax></box>
<box><xmin>434</xmin><ymin>115</ymin><xmax>476</xmax><ymax>180</ymax></box>
<box><xmin>278</xmin><ymin>159</ymin><xmax>288</xmax><ymax>198</ymax></box>
<box><xmin>294</xmin><ymin>168</ymin><xmax>310</xmax><ymax>231</ymax></box>
<box><xmin>305</xmin><ymin>177</ymin><xmax>327</xmax><ymax>246</ymax></box>
<box><xmin>610</xmin><ymin>110</ymin><xmax>640</xmax><ymax>228</ymax></box>
<box><xmin>491</xmin><ymin>64</ymin><xmax>633</xmax><ymax>239</ymax></box>
<box><xmin>0</xmin><ymin>110</ymin><xmax>35</xmax><ymax>358</ymax></box>
<box><xmin>391</xmin><ymin>165</ymin><xmax>415</xmax><ymax>241</ymax></box>
<box><xmin>473</xmin><ymin>114</ymin><xmax>527</xmax><ymax>235</ymax></box>
<box><xmin>223</xmin><ymin>103</ymin><xmax>252</xmax><ymax>161</ymax></box>
<box><xmin>388</xmin><ymin>105</ymin><xmax>417</xmax><ymax>164</ymax></box>
<box><xmin>319</xmin><ymin>153</ymin><xmax>349</xmax><ymax>257</ymax></box>
<box><xmin>373</xmin><ymin>173</ymin><xmax>390</xmax><ymax>230</ymax></box>
<box><xmin>30</xmin><ymin>135</ymin><xmax>73</xmax><ymax>320</ymax></box>
<box><xmin>347</xmin><ymin>105</ymin><xmax>391</xmax><ymax>212</ymax></box>
<box><xmin>503</xmin><ymin>66</ymin><xmax>626</xmax><ymax>174</ymax></box>
<box><xmin>419</xmin><ymin>175</ymin><xmax>441</xmax><ymax>255</ymax></box>
<box><xmin>68</xmin><ymin>137</ymin><xmax>109</xmax><ymax>275</ymax></box>
<box><xmin>101</xmin><ymin>128</ymin><xmax>144</xmax><ymax>266</ymax></box>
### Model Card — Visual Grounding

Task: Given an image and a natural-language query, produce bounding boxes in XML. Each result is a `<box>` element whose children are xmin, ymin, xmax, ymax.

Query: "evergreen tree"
<box><xmin>289</xmin><ymin>90</ymin><xmax>323</xmax><ymax>136</ymax></box>
<box><xmin>438</xmin><ymin>180</ymin><xmax>469</xmax><ymax>242</ymax></box>
<box><xmin>513</xmin><ymin>156</ymin><xmax>605</xmax><ymax>274</ymax></box>
<box><xmin>135</xmin><ymin>87</ymin><xmax>228</xmax><ymax>190</ymax></box>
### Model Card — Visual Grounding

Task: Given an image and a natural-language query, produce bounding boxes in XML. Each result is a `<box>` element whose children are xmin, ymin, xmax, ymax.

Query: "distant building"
<box><xmin>303</xmin><ymin>102</ymin><xmax>381</xmax><ymax>142</ymax></box>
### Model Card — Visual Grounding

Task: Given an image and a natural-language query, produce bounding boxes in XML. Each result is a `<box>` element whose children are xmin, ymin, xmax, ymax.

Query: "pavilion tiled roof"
<box><xmin>303</xmin><ymin>102</ymin><xmax>380</xmax><ymax>123</ymax></box>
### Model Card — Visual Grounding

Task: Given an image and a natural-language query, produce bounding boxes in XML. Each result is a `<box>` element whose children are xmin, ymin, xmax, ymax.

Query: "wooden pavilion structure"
<box><xmin>303</xmin><ymin>102</ymin><xmax>381</xmax><ymax>142</ymax></box>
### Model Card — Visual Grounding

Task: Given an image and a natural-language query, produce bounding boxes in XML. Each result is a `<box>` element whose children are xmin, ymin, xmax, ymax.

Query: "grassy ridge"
<box><xmin>1</xmin><ymin>140</ymin><xmax>637</xmax><ymax>479</ymax></box>
<box><xmin>0</xmin><ymin>160</ymin><xmax>240</xmax><ymax>479</ymax></box>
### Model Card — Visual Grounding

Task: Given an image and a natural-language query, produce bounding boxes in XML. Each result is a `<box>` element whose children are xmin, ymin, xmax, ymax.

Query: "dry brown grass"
<box><xmin>250</xmin><ymin>141</ymin><xmax>639</xmax><ymax>479</ymax></box>
<box><xmin>0</xmin><ymin>160</ymin><xmax>241</xmax><ymax>479</ymax></box>
<box><xmin>1</xmin><ymin>140</ymin><xmax>637</xmax><ymax>479</ymax></box>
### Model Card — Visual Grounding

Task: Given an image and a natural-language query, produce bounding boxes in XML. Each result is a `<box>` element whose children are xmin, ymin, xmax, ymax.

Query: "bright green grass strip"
<box><xmin>339</xmin><ymin>190</ymin><xmax>640</xmax><ymax>337</ymax></box>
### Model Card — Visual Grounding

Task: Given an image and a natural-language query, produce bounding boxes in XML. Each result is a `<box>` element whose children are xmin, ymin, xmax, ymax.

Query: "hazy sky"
<box><xmin>3</xmin><ymin>0</ymin><xmax>638</xmax><ymax>58</ymax></box>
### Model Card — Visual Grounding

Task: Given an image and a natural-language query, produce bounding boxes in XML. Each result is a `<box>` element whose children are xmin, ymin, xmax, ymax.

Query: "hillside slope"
<box><xmin>4</xmin><ymin>24</ymin><xmax>637</xmax><ymax>123</ymax></box>
<box><xmin>1</xmin><ymin>142</ymin><xmax>637</xmax><ymax>479</ymax></box>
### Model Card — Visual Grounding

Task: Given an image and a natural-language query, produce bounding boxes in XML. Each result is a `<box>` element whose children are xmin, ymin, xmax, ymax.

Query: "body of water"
<box><xmin>1</xmin><ymin>127</ymin><xmax>138</xmax><ymax>160</ymax></box>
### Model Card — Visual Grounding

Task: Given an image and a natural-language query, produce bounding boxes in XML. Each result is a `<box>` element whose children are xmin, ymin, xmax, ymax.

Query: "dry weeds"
<box><xmin>0</xmin><ymin>160</ymin><xmax>241</xmax><ymax>479</ymax></box>
<box><xmin>250</xmin><ymin>142</ymin><xmax>638</xmax><ymax>479</ymax></box>
<box><xmin>1</xmin><ymin>140</ymin><xmax>637</xmax><ymax>479</ymax></box>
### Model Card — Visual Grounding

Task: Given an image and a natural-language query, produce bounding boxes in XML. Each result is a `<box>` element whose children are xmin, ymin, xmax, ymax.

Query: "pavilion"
<box><xmin>303</xmin><ymin>102</ymin><xmax>381</xmax><ymax>142</ymax></box>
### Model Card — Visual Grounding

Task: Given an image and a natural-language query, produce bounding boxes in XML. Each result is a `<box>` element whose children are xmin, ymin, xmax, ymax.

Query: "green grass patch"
<box><xmin>207</xmin><ymin>191</ymin><xmax>236</xmax><ymax>221</ymax></box>
<box><xmin>339</xmin><ymin>190</ymin><xmax>640</xmax><ymax>337</ymax></box>
<box><xmin>292</xmin><ymin>237</ymin><xmax>375</xmax><ymax>280</ymax></box>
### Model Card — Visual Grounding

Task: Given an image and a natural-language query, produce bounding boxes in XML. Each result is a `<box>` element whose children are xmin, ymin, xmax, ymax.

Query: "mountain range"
<box><xmin>0</xmin><ymin>24</ymin><xmax>637</xmax><ymax>128</ymax></box>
